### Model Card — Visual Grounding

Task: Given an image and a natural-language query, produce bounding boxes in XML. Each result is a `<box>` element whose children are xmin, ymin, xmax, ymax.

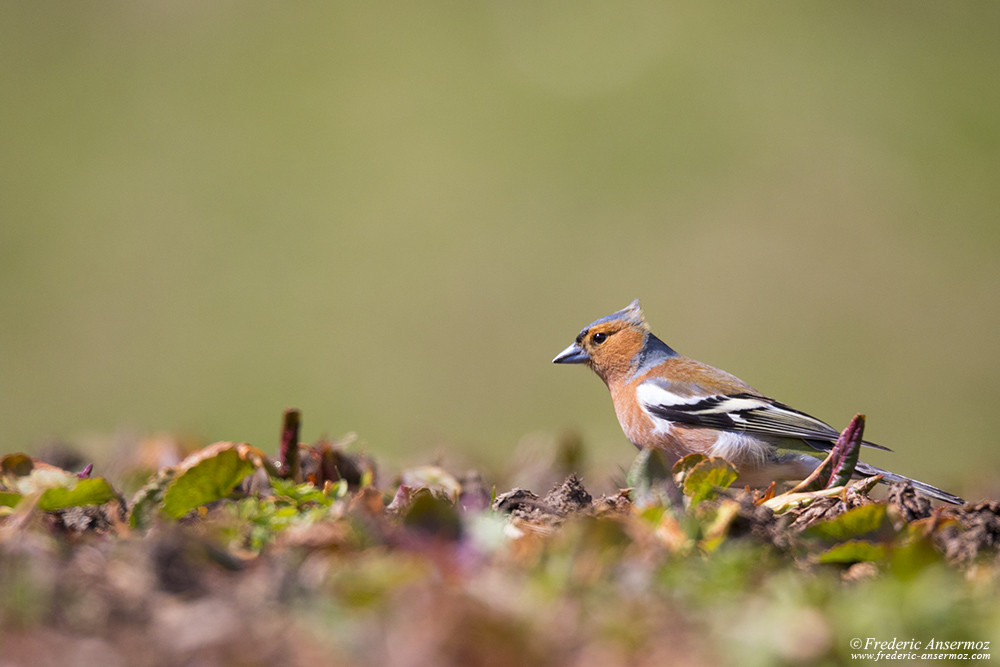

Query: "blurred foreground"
<box><xmin>2</xmin><ymin>422</ymin><xmax>998</xmax><ymax>667</ymax></box>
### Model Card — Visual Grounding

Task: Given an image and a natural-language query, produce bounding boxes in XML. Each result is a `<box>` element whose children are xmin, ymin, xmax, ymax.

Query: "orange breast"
<box><xmin>608</xmin><ymin>383</ymin><xmax>716</xmax><ymax>459</ymax></box>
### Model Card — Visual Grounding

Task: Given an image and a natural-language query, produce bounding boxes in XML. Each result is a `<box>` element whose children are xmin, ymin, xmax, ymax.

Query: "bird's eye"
<box><xmin>591</xmin><ymin>332</ymin><xmax>608</xmax><ymax>345</ymax></box>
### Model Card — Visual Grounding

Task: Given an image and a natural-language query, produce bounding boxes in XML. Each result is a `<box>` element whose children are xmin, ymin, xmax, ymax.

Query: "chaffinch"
<box><xmin>553</xmin><ymin>299</ymin><xmax>964</xmax><ymax>504</ymax></box>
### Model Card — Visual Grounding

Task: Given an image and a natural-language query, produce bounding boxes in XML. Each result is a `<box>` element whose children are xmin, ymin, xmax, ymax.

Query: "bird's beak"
<box><xmin>552</xmin><ymin>342</ymin><xmax>590</xmax><ymax>364</ymax></box>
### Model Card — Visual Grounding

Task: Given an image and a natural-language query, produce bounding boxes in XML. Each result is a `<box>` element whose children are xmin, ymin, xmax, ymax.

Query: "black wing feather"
<box><xmin>644</xmin><ymin>392</ymin><xmax>892</xmax><ymax>451</ymax></box>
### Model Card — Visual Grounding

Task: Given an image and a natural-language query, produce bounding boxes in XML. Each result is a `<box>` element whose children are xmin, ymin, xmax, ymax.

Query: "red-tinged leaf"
<box><xmin>788</xmin><ymin>414</ymin><xmax>866</xmax><ymax>494</ymax></box>
<box><xmin>400</xmin><ymin>466</ymin><xmax>461</xmax><ymax>502</ymax></box>
<box><xmin>827</xmin><ymin>413</ymin><xmax>865</xmax><ymax>488</ymax></box>
<box><xmin>387</xmin><ymin>483</ymin><xmax>414</xmax><ymax>515</ymax></box>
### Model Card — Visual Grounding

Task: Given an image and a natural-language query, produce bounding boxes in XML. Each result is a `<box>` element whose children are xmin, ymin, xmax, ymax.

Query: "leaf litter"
<box><xmin>1</xmin><ymin>411</ymin><xmax>998</xmax><ymax>667</ymax></box>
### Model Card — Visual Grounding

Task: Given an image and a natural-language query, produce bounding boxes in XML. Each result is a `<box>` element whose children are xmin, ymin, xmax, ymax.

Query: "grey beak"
<box><xmin>552</xmin><ymin>342</ymin><xmax>590</xmax><ymax>364</ymax></box>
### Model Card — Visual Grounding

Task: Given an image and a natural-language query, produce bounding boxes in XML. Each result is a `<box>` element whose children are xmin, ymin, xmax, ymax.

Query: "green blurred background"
<box><xmin>2</xmin><ymin>2</ymin><xmax>998</xmax><ymax>494</ymax></box>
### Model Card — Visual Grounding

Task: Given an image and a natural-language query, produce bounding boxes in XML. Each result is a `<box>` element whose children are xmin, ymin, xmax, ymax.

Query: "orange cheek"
<box><xmin>584</xmin><ymin>325</ymin><xmax>648</xmax><ymax>382</ymax></box>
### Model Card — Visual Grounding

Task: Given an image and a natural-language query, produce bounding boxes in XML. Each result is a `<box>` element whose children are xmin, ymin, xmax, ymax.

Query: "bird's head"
<box><xmin>552</xmin><ymin>299</ymin><xmax>653</xmax><ymax>383</ymax></box>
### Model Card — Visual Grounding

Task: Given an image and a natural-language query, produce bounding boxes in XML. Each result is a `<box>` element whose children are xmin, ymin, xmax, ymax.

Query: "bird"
<box><xmin>552</xmin><ymin>299</ymin><xmax>964</xmax><ymax>504</ymax></box>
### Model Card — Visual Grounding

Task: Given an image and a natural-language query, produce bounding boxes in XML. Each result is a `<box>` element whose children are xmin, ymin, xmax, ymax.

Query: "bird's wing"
<box><xmin>635</xmin><ymin>379</ymin><xmax>891</xmax><ymax>451</ymax></box>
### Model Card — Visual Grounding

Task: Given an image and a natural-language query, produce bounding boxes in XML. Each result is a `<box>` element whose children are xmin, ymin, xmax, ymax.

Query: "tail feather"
<box><xmin>855</xmin><ymin>462</ymin><xmax>965</xmax><ymax>505</ymax></box>
<box><xmin>860</xmin><ymin>439</ymin><xmax>891</xmax><ymax>452</ymax></box>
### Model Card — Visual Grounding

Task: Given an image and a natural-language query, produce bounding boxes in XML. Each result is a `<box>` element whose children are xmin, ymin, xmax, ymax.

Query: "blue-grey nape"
<box><xmin>624</xmin><ymin>333</ymin><xmax>678</xmax><ymax>383</ymax></box>
<box><xmin>640</xmin><ymin>333</ymin><xmax>678</xmax><ymax>361</ymax></box>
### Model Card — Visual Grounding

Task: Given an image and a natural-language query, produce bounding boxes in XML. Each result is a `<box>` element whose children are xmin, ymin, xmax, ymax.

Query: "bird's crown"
<box><xmin>583</xmin><ymin>298</ymin><xmax>648</xmax><ymax>334</ymax></box>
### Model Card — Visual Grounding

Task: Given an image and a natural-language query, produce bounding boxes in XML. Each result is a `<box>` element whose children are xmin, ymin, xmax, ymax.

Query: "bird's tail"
<box><xmin>855</xmin><ymin>461</ymin><xmax>965</xmax><ymax>505</ymax></box>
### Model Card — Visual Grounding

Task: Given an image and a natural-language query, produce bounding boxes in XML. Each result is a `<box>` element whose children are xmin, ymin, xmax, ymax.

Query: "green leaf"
<box><xmin>699</xmin><ymin>500</ymin><xmax>741</xmax><ymax>552</ymax></box>
<box><xmin>670</xmin><ymin>453</ymin><xmax>708</xmax><ymax>482</ymax></box>
<box><xmin>817</xmin><ymin>539</ymin><xmax>887</xmax><ymax>564</ymax></box>
<box><xmin>0</xmin><ymin>491</ymin><xmax>22</xmax><ymax>507</ymax></box>
<box><xmin>270</xmin><ymin>478</ymin><xmax>348</xmax><ymax>506</ymax></box>
<box><xmin>890</xmin><ymin>535</ymin><xmax>943</xmax><ymax>579</ymax></box>
<box><xmin>161</xmin><ymin>446</ymin><xmax>256</xmax><ymax>519</ymax></box>
<box><xmin>682</xmin><ymin>457</ymin><xmax>738</xmax><ymax>507</ymax></box>
<box><xmin>128</xmin><ymin>467</ymin><xmax>179</xmax><ymax>529</ymax></box>
<box><xmin>38</xmin><ymin>478</ymin><xmax>117</xmax><ymax>511</ymax></box>
<box><xmin>801</xmin><ymin>503</ymin><xmax>893</xmax><ymax>543</ymax></box>
<box><xmin>626</xmin><ymin>448</ymin><xmax>675</xmax><ymax>491</ymax></box>
<box><xmin>329</xmin><ymin>478</ymin><xmax>350</xmax><ymax>500</ymax></box>
<box><xmin>626</xmin><ymin>448</ymin><xmax>677</xmax><ymax>507</ymax></box>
